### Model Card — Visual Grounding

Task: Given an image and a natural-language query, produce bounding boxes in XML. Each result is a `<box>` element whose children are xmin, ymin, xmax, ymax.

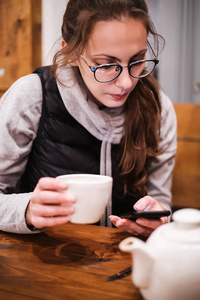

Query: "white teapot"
<box><xmin>119</xmin><ymin>208</ymin><xmax>200</xmax><ymax>300</ymax></box>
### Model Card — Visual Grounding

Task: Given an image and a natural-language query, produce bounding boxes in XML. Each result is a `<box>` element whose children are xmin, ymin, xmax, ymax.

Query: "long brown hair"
<box><xmin>52</xmin><ymin>0</ymin><xmax>164</xmax><ymax>197</ymax></box>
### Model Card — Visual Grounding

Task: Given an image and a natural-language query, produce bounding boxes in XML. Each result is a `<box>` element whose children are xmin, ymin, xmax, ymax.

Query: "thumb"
<box><xmin>134</xmin><ymin>196</ymin><xmax>157</xmax><ymax>211</ymax></box>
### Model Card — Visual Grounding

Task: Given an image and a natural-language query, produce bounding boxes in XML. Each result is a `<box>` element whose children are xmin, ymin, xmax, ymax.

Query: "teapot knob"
<box><xmin>173</xmin><ymin>208</ymin><xmax>200</xmax><ymax>228</ymax></box>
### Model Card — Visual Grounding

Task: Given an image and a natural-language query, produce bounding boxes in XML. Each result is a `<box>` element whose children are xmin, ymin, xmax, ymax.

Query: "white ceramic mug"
<box><xmin>56</xmin><ymin>174</ymin><xmax>113</xmax><ymax>224</ymax></box>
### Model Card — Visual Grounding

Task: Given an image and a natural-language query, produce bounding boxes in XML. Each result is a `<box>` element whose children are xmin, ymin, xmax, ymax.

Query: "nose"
<box><xmin>115</xmin><ymin>67</ymin><xmax>135</xmax><ymax>90</ymax></box>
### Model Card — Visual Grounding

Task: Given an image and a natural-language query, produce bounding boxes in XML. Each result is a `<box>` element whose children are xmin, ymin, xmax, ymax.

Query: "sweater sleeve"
<box><xmin>0</xmin><ymin>74</ymin><xmax>43</xmax><ymax>233</ymax></box>
<box><xmin>146</xmin><ymin>91</ymin><xmax>177</xmax><ymax>211</ymax></box>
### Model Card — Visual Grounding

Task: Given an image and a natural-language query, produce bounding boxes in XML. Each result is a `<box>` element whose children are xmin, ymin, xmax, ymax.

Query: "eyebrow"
<box><xmin>92</xmin><ymin>49</ymin><xmax>147</xmax><ymax>62</ymax></box>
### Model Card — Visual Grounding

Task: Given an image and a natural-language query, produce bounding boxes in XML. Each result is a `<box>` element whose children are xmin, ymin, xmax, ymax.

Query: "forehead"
<box><xmin>84</xmin><ymin>17</ymin><xmax>148</xmax><ymax>58</ymax></box>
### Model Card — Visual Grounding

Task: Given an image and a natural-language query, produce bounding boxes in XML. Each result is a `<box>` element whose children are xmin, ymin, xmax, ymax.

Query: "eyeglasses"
<box><xmin>80</xmin><ymin>55</ymin><xmax>159</xmax><ymax>83</ymax></box>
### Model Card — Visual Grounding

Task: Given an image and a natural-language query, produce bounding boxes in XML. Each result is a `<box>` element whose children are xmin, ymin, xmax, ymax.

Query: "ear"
<box><xmin>61</xmin><ymin>39</ymin><xmax>78</xmax><ymax>67</ymax></box>
<box><xmin>61</xmin><ymin>39</ymin><xmax>67</xmax><ymax>49</ymax></box>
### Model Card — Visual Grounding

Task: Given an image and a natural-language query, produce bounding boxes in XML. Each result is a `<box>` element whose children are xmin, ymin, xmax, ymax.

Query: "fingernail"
<box><xmin>144</xmin><ymin>204</ymin><xmax>152</xmax><ymax>211</ymax></box>
<box><xmin>70</xmin><ymin>206</ymin><xmax>75</xmax><ymax>214</ymax></box>
<box><xmin>58</xmin><ymin>181</ymin><xmax>68</xmax><ymax>188</ymax></box>
<box><xmin>67</xmin><ymin>195</ymin><xmax>76</xmax><ymax>203</ymax></box>
<box><xmin>134</xmin><ymin>203</ymin><xmax>142</xmax><ymax>210</ymax></box>
<box><xmin>136</xmin><ymin>219</ymin><xmax>141</xmax><ymax>225</ymax></box>
<box><xmin>66</xmin><ymin>206</ymin><xmax>74</xmax><ymax>215</ymax></box>
<box><xmin>136</xmin><ymin>218</ymin><xmax>145</xmax><ymax>225</ymax></box>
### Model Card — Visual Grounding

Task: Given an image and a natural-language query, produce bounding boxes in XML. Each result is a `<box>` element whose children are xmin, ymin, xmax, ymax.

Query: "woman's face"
<box><xmin>74</xmin><ymin>17</ymin><xmax>148</xmax><ymax>108</ymax></box>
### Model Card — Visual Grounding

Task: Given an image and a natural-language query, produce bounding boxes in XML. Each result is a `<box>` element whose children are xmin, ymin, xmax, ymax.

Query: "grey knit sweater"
<box><xmin>0</xmin><ymin>66</ymin><xmax>177</xmax><ymax>234</ymax></box>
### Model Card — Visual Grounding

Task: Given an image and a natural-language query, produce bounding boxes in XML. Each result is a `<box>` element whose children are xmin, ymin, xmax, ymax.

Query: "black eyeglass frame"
<box><xmin>80</xmin><ymin>55</ymin><xmax>159</xmax><ymax>83</ymax></box>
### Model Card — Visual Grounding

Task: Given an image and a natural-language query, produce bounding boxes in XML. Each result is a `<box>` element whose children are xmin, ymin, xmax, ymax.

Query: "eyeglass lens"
<box><xmin>95</xmin><ymin>60</ymin><xmax>155</xmax><ymax>82</ymax></box>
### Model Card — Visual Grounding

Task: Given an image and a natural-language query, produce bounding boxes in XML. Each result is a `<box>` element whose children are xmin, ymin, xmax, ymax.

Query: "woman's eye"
<box><xmin>94</xmin><ymin>59</ymin><xmax>115</xmax><ymax>66</ymax></box>
<box><xmin>99</xmin><ymin>65</ymin><xmax>112</xmax><ymax>71</ymax></box>
<box><xmin>94</xmin><ymin>62</ymin><xmax>102</xmax><ymax>66</ymax></box>
<box><xmin>131</xmin><ymin>54</ymin><xmax>145</xmax><ymax>62</ymax></box>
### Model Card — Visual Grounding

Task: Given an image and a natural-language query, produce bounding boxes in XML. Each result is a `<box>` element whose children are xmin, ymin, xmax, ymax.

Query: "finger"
<box><xmin>37</xmin><ymin>177</ymin><xmax>68</xmax><ymax>191</ymax></box>
<box><xmin>31</xmin><ymin>203</ymin><xmax>74</xmax><ymax>218</ymax></box>
<box><xmin>136</xmin><ymin>217</ymin><xmax>162</xmax><ymax>230</ymax></box>
<box><xmin>112</xmin><ymin>217</ymin><xmax>152</xmax><ymax>236</ymax></box>
<box><xmin>35</xmin><ymin>190</ymin><xmax>76</xmax><ymax>205</ymax></box>
<box><xmin>31</xmin><ymin>215</ymin><xmax>71</xmax><ymax>229</ymax></box>
<box><xmin>134</xmin><ymin>196</ymin><xmax>167</xmax><ymax>212</ymax></box>
<box><xmin>134</xmin><ymin>196</ymin><xmax>155</xmax><ymax>211</ymax></box>
<box><xmin>109</xmin><ymin>215</ymin><xmax>121</xmax><ymax>226</ymax></box>
<box><xmin>161</xmin><ymin>216</ymin><xmax>168</xmax><ymax>224</ymax></box>
<box><xmin>109</xmin><ymin>215</ymin><xmax>140</xmax><ymax>234</ymax></box>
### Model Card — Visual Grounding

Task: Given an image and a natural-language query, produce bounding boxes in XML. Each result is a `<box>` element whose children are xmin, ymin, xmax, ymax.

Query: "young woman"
<box><xmin>0</xmin><ymin>0</ymin><xmax>177</xmax><ymax>235</ymax></box>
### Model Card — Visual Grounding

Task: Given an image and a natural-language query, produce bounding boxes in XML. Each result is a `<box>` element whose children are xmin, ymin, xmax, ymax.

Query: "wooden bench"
<box><xmin>172</xmin><ymin>103</ymin><xmax>200</xmax><ymax>210</ymax></box>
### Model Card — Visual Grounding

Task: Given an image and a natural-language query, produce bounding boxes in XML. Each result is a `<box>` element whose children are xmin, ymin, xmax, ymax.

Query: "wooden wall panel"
<box><xmin>172</xmin><ymin>103</ymin><xmax>200</xmax><ymax>209</ymax></box>
<box><xmin>0</xmin><ymin>0</ymin><xmax>41</xmax><ymax>97</ymax></box>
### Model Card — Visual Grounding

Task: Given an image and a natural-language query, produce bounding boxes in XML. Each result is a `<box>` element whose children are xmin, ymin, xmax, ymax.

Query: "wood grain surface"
<box><xmin>0</xmin><ymin>223</ymin><xmax>144</xmax><ymax>300</ymax></box>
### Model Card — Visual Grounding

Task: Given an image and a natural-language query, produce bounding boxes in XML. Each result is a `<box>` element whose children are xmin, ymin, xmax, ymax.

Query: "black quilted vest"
<box><xmin>19</xmin><ymin>66</ymin><xmax>140</xmax><ymax>215</ymax></box>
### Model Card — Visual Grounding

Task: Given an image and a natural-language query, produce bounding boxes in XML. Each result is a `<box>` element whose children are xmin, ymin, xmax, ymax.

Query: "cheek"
<box><xmin>78</xmin><ymin>66</ymin><xmax>96</xmax><ymax>88</ymax></box>
<box><xmin>87</xmin><ymin>83</ymin><xmax>106</xmax><ymax>101</ymax></box>
<box><xmin>78</xmin><ymin>67</ymin><xmax>103</xmax><ymax>92</ymax></box>
<box><xmin>83</xmin><ymin>76</ymin><xmax>101</xmax><ymax>95</ymax></box>
<box><xmin>130</xmin><ymin>78</ymin><xmax>140</xmax><ymax>90</ymax></box>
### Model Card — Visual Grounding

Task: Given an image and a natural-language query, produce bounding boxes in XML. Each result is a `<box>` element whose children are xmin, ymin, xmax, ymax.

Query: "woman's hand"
<box><xmin>109</xmin><ymin>196</ymin><xmax>169</xmax><ymax>236</ymax></box>
<box><xmin>25</xmin><ymin>177</ymin><xmax>75</xmax><ymax>229</ymax></box>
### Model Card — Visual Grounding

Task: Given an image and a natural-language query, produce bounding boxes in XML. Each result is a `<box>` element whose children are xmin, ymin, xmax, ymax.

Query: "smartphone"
<box><xmin>119</xmin><ymin>209</ymin><xmax>171</xmax><ymax>220</ymax></box>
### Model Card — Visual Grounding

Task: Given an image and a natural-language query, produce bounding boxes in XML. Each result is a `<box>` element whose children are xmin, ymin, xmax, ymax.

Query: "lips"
<box><xmin>109</xmin><ymin>93</ymin><xmax>128</xmax><ymax>100</ymax></box>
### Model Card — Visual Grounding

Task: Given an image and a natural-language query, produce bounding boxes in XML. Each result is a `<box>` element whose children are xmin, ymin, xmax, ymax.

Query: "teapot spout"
<box><xmin>119</xmin><ymin>237</ymin><xmax>155</xmax><ymax>288</ymax></box>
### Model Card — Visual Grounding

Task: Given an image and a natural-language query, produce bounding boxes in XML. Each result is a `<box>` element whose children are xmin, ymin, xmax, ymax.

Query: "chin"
<box><xmin>107</xmin><ymin>99</ymin><xmax>127</xmax><ymax>108</ymax></box>
<box><xmin>94</xmin><ymin>95</ymin><xmax>127</xmax><ymax>108</ymax></box>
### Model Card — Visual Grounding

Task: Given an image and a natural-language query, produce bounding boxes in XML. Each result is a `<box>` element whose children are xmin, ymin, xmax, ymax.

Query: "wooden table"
<box><xmin>0</xmin><ymin>223</ymin><xmax>144</xmax><ymax>300</ymax></box>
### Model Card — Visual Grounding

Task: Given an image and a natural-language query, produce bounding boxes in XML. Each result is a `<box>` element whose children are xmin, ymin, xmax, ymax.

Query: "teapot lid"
<box><xmin>172</xmin><ymin>208</ymin><xmax>200</xmax><ymax>228</ymax></box>
<box><xmin>162</xmin><ymin>208</ymin><xmax>200</xmax><ymax>244</ymax></box>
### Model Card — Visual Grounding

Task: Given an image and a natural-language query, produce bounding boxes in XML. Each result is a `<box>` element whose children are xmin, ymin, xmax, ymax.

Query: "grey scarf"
<box><xmin>57</xmin><ymin>66</ymin><xmax>125</xmax><ymax>227</ymax></box>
